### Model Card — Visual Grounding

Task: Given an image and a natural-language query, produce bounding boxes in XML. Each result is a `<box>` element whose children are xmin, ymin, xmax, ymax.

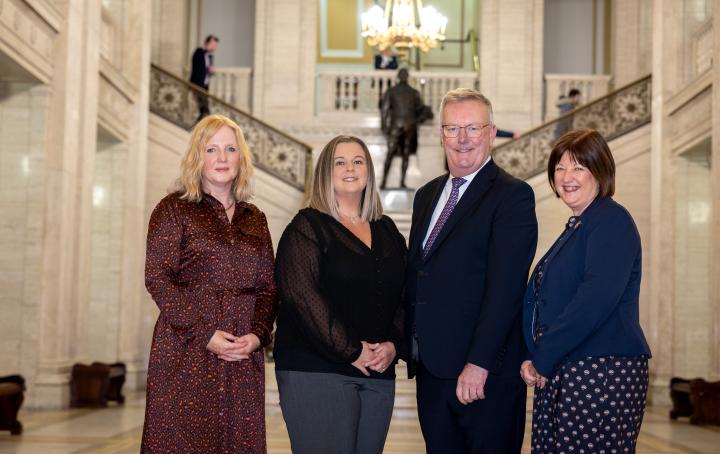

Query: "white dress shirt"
<box><xmin>422</xmin><ymin>157</ymin><xmax>492</xmax><ymax>249</ymax></box>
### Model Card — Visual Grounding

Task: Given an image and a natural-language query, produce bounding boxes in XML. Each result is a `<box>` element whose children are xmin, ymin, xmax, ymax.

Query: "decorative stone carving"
<box><xmin>149</xmin><ymin>65</ymin><xmax>311</xmax><ymax>190</ymax></box>
<box><xmin>493</xmin><ymin>76</ymin><xmax>652</xmax><ymax>180</ymax></box>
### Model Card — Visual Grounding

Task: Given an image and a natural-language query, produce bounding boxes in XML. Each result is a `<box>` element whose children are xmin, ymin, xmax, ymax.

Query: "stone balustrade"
<box><xmin>544</xmin><ymin>73</ymin><xmax>613</xmax><ymax>120</ymax></box>
<box><xmin>210</xmin><ymin>67</ymin><xmax>253</xmax><ymax>113</ymax></box>
<box><xmin>316</xmin><ymin>69</ymin><xmax>478</xmax><ymax>115</ymax></box>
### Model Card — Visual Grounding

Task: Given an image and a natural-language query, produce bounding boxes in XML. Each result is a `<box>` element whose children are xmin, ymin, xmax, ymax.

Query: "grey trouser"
<box><xmin>276</xmin><ymin>370</ymin><xmax>395</xmax><ymax>454</ymax></box>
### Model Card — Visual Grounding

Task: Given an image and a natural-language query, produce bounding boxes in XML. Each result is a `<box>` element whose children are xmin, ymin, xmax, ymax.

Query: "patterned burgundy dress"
<box><xmin>141</xmin><ymin>192</ymin><xmax>278</xmax><ymax>453</ymax></box>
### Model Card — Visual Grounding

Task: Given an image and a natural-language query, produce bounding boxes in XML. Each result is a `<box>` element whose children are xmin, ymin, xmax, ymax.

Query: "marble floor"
<box><xmin>1</xmin><ymin>391</ymin><xmax>718</xmax><ymax>454</ymax></box>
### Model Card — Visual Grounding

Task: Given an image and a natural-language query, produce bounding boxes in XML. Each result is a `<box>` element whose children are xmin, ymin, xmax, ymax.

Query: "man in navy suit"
<box><xmin>189</xmin><ymin>35</ymin><xmax>219</xmax><ymax>122</ymax></box>
<box><xmin>406</xmin><ymin>88</ymin><xmax>538</xmax><ymax>453</ymax></box>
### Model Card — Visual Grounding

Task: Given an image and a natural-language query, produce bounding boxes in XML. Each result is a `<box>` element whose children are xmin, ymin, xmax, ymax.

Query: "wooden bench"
<box><xmin>0</xmin><ymin>375</ymin><xmax>25</xmax><ymax>435</ymax></box>
<box><xmin>70</xmin><ymin>362</ymin><xmax>126</xmax><ymax>408</ymax></box>
<box><xmin>670</xmin><ymin>377</ymin><xmax>720</xmax><ymax>425</ymax></box>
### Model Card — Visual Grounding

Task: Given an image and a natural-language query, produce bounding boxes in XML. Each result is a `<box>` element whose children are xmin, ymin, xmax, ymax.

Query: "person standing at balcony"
<box><xmin>380</xmin><ymin>68</ymin><xmax>431</xmax><ymax>189</ymax></box>
<box><xmin>520</xmin><ymin>129</ymin><xmax>651</xmax><ymax>453</ymax></box>
<box><xmin>273</xmin><ymin>135</ymin><xmax>407</xmax><ymax>454</ymax></box>
<box><xmin>374</xmin><ymin>47</ymin><xmax>399</xmax><ymax>70</ymax></box>
<box><xmin>555</xmin><ymin>88</ymin><xmax>582</xmax><ymax>139</ymax></box>
<box><xmin>189</xmin><ymin>35</ymin><xmax>219</xmax><ymax>122</ymax></box>
<box><xmin>142</xmin><ymin>115</ymin><xmax>277</xmax><ymax>453</ymax></box>
<box><xmin>406</xmin><ymin>88</ymin><xmax>538</xmax><ymax>453</ymax></box>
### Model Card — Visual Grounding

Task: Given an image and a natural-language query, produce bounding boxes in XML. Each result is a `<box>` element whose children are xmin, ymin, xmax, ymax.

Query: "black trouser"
<box><xmin>194</xmin><ymin>89</ymin><xmax>210</xmax><ymax>122</ymax></box>
<box><xmin>416</xmin><ymin>361</ymin><xmax>526</xmax><ymax>454</ymax></box>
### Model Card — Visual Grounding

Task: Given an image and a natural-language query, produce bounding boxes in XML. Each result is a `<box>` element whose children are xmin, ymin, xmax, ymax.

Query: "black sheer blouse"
<box><xmin>273</xmin><ymin>208</ymin><xmax>407</xmax><ymax>379</ymax></box>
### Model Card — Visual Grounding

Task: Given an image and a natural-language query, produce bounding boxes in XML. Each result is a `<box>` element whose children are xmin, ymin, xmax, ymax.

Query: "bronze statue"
<box><xmin>380</xmin><ymin>68</ymin><xmax>431</xmax><ymax>189</ymax></box>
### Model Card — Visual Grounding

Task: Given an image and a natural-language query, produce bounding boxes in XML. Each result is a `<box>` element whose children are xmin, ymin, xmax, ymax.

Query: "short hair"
<box><xmin>568</xmin><ymin>88</ymin><xmax>581</xmax><ymax>97</ymax></box>
<box><xmin>308</xmin><ymin>135</ymin><xmax>383</xmax><ymax>222</ymax></box>
<box><xmin>204</xmin><ymin>35</ymin><xmax>219</xmax><ymax>44</ymax></box>
<box><xmin>175</xmin><ymin>114</ymin><xmax>253</xmax><ymax>202</ymax></box>
<box><xmin>439</xmin><ymin>88</ymin><xmax>494</xmax><ymax>124</ymax></box>
<box><xmin>548</xmin><ymin>128</ymin><xmax>615</xmax><ymax>198</ymax></box>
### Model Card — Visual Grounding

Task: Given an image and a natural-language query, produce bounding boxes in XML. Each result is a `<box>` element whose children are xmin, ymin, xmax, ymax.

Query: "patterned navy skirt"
<box><xmin>531</xmin><ymin>356</ymin><xmax>649</xmax><ymax>454</ymax></box>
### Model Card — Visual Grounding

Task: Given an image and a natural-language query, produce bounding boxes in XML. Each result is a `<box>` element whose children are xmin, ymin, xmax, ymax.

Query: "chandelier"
<box><xmin>361</xmin><ymin>0</ymin><xmax>447</xmax><ymax>57</ymax></box>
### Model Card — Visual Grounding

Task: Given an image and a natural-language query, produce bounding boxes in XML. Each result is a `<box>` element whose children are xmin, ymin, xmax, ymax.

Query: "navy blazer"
<box><xmin>523</xmin><ymin>197</ymin><xmax>651</xmax><ymax>377</ymax></box>
<box><xmin>190</xmin><ymin>47</ymin><xmax>212</xmax><ymax>89</ymax></box>
<box><xmin>406</xmin><ymin>160</ymin><xmax>538</xmax><ymax>379</ymax></box>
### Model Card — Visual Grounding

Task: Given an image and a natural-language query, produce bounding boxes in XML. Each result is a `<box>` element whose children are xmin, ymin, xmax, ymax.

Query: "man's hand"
<box><xmin>456</xmin><ymin>363</ymin><xmax>488</xmax><ymax>405</ymax></box>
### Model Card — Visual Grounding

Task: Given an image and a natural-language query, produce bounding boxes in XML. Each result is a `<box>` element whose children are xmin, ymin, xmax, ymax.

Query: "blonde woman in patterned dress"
<box><xmin>521</xmin><ymin>128</ymin><xmax>651</xmax><ymax>453</ymax></box>
<box><xmin>142</xmin><ymin>115</ymin><xmax>277</xmax><ymax>453</ymax></box>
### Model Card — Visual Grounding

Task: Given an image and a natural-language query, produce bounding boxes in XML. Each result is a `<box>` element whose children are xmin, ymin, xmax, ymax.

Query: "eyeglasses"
<box><xmin>441</xmin><ymin>123</ymin><xmax>492</xmax><ymax>138</ymax></box>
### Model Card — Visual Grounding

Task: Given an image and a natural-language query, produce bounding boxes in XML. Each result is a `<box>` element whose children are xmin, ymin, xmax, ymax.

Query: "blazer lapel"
<box><xmin>409</xmin><ymin>175</ymin><xmax>447</xmax><ymax>262</ymax></box>
<box><xmin>422</xmin><ymin>161</ymin><xmax>498</xmax><ymax>261</ymax></box>
<box><xmin>536</xmin><ymin>219</ymin><xmax>583</xmax><ymax>282</ymax></box>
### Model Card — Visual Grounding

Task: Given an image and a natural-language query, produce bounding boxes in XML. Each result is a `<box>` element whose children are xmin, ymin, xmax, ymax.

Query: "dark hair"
<box><xmin>568</xmin><ymin>88</ymin><xmax>581</xmax><ymax>97</ymax></box>
<box><xmin>548</xmin><ymin>128</ymin><xmax>615</xmax><ymax>198</ymax></box>
<box><xmin>204</xmin><ymin>35</ymin><xmax>219</xmax><ymax>44</ymax></box>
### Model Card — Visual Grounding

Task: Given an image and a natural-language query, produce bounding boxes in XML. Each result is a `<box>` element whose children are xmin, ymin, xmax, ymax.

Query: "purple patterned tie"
<box><xmin>423</xmin><ymin>177</ymin><xmax>467</xmax><ymax>258</ymax></box>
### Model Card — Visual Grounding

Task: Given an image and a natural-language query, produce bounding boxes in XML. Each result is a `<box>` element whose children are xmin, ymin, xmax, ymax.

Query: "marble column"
<box><xmin>610</xmin><ymin>0</ymin><xmax>653</xmax><ymax>87</ymax></box>
<box><xmin>151</xmin><ymin>0</ymin><xmax>192</xmax><ymax>76</ymax></box>
<box><xmin>34</xmin><ymin>0</ymin><xmax>101</xmax><ymax>408</ymax></box>
<box><xmin>646</xmin><ymin>0</ymin><xmax>683</xmax><ymax>404</ymax></box>
<box><xmin>252</xmin><ymin>0</ymin><xmax>317</xmax><ymax>125</ymax></box>
<box><xmin>711</xmin><ymin>0</ymin><xmax>720</xmax><ymax>380</ymax></box>
<box><xmin>478</xmin><ymin>0</ymin><xmax>544</xmax><ymax>130</ymax></box>
<box><xmin>117</xmin><ymin>0</ymin><xmax>153</xmax><ymax>390</ymax></box>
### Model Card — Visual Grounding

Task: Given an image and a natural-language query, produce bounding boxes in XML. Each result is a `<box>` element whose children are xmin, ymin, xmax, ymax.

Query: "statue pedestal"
<box><xmin>380</xmin><ymin>188</ymin><xmax>415</xmax><ymax>211</ymax></box>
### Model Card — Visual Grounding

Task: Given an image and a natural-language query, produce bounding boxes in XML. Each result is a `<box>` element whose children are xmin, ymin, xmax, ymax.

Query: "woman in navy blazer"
<box><xmin>520</xmin><ymin>129</ymin><xmax>651</xmax><ymax>453</ymax></box>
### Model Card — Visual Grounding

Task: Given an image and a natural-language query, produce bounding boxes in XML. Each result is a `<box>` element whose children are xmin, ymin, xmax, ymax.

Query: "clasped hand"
<box><xmin>206</xmin><ymin>330</ymin><xmax>260</xmax><ymax>361</ymax></box>
<box><xmin>351</xmin><ymin>341</ymin><xmax>396</xmax><ymax>376</ymax></box>
<box><xmin>520</xmin><ymin>360</ymin><xmax>547</xmax><ymax>388</ymax></box>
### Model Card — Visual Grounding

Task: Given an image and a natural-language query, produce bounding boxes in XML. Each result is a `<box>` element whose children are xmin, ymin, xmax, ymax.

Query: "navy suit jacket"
<box><xmin>523</xmin><ymin>197</ymin><xmax>651</xmax><ymax>377</ymax></box>
<box><xmin>190</xmin><ymin>47</ymin><xmax>212</xmax><ymax>89</ymax></box>
<box><xmin>406</xmin><ymin>160</ymin><xmax>538</xmax><ymax>379</ymax></box>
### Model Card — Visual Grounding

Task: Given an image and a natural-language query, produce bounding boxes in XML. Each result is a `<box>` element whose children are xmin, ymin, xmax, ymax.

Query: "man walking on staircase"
<box><xmin>189</xmin><ymin>35</ymin><xmax>219</xmax><ymax>123</ymax></box>
<box><xmin>405</xmin><ymin>88</ymin><xmax>538</xmax><ymax>453</ymax></box>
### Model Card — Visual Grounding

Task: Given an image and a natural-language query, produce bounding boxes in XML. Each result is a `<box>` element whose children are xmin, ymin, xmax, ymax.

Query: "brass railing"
<box><xmin>493</xmin><ymin>74</ymin><xmax>652</xmax><ymax>180</ymax></box>
<box><xmin>150</xmin><ymin>64</ymin><xmax>312</xmax><ymax>191</ymax></box>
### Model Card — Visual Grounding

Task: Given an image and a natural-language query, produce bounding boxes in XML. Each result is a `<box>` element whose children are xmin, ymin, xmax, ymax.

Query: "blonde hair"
<box><xmin>175</xmin><ymin>114</ymin><xmax>254</xmax><ymax>202</ymax></box>
<box><xmin>308</xmin><ymin>135</ymin><xmax>383</xmax><ymax>222</ymax></box>
<box><xmin>439</xmin><ymin>88</ymin><xmax>494</xmax><ymax>124</ymax></box>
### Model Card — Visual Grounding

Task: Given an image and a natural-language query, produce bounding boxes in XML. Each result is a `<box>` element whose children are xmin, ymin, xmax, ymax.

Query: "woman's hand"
<box><xmin>351</xmin><ymin>341</ymin><xmax>378</xmax><ymax>377</ymax></box>
<box><xmin>365</xmin><ymin>342</ymin><xmax>397</xmax><ymax>373</ymax></box>
<box><xmin>206</xmin><ymin>330</ymin><xmax>260</xmax><ymax>361</ymax></box>
<box><xmin>520</xmin><ymin>360</ymin><xmax>547</xmax><ymax>388</ymax></box>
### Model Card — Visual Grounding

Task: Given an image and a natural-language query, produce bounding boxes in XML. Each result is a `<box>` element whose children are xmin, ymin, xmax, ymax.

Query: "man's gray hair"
<box><xmin>439</xmin><ymin>88</ymin><xmax>494</xmax><ymax>125</ymax></box>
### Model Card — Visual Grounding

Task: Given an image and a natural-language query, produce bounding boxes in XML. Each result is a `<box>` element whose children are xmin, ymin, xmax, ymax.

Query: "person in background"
<box><xmin>374</xmin><ymin>47</ymin><xmax>399</xmax><ymax>70</ymax></box>
<box><xmin>555</xmin><ymin>88</ymin><xmax>582</xmax><ymax>139</ymax></box>
<box><xmin>190</xmin><ymin>35</ymin><xmax>219</xmax><ymax>122</ymax></box>
<box><xmin>521</xmin><ymin>128</ymin><xmax>651</xmax><ymax>454</ymax></box>
<box><xmin>273</xmin><ymin>135</ymin><xmax>407</xmax><ymax>454</ymax></box>
<box><xmin>142</xmin><ymin>114</ymin><xmax>277</xmax><ymax>453</ymax></box>
<box><xmin>497</xmin><ymin>129</ymin><xmax>522</xmax><ymax>139</ymax></box>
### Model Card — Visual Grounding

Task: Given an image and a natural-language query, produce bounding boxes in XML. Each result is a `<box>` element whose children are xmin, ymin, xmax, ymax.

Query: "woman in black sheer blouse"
<box><xmin>273</xmin><ymin>135</ymin><xmax>407</xmax><ymax>454</ymax></box>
